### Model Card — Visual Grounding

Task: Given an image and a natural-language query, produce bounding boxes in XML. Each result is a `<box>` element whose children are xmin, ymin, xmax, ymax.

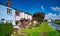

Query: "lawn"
<box><xmin>20</xmin><ymin>22</ymin><xmax>54</xmax><ymax>32</ymax></box>
<box><xmin>14</xmin><ymin>22</ymin><xmax>60</xmax><ymax>36</ymax></box>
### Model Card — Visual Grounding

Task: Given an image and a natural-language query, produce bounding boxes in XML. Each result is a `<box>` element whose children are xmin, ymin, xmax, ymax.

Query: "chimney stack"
<box><xmin>6</xmin><ymin>0</ymin><xmax>11</xmax><ymax>7</ymax></box>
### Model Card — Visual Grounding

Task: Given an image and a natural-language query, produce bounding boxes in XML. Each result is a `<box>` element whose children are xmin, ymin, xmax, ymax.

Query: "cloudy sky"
<box><xmin>0</xmin><ymin>0</ymin><xmax>60</xmax><ymax>20</ymax></box>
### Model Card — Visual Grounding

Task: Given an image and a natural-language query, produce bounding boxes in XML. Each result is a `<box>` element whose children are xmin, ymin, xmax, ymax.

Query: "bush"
<box><xmin>53</xmin><ymin>21</ymin><xmax>60</xmax><ymax>24</ymax></box>
<box><xmin>53</xmin><ymin>20</ymin><xmax>60</xmax><ymax>24</ymax></box>
<box><xmin>56</xmin><ymin>30</ymin><xmax>60</xmax><ymax>33</ymax></box>
<box><xmin>0</xmin><ymin>23</ymin><xmax>13</xmax><ymax>36</ymax></box>
<box><xmin>47</xmin><ymin>31</ymin><xmax>60</xmax><ymax>36</ymax></box>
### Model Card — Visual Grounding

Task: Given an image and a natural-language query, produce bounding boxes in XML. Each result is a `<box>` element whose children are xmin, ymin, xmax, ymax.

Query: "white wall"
<box><xmin>28</xmin><ymin>15</ymin><xmax>32</xmax><ymax>20</ymax></box>
<box><xmin>15</xmin><ymin>11</ymin><xmax>32</xmax><ymax>21</ymax></box>
<box><xmin>20</xmin><ymin>12</ymin><xmax>25</xmax><ymax>19</ymax></box>
<box><xmin>15</xmin><ymin>16</ymin><xmax>20</xmax><ymax>21</ymax></box>
<box><xmin>24</xmin><ymin>14</ymin><xmax>28</xmax><ymax>19</ymax></box>
<box><xmin>15</xmin><ymin>11</ymin><xmax>20</xmax><ymax>21</ymax></box>
<box><xmin>0</xmin><ymin>4</ymin><xmax>16</xmax><ymax>25</ymax></box>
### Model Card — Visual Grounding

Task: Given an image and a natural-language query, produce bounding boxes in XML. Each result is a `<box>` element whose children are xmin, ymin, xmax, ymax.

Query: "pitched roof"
<box><xmin>0</xmin><ymin>3</ymin><xmax>32</xmax><ymax>15</ymax></box>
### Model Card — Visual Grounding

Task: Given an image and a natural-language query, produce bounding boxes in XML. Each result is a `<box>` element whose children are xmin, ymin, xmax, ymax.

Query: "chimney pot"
<box><xmin>7</xmin><ymin>0</ymin><xmax>11</xmax><ymax>7</ymax></box>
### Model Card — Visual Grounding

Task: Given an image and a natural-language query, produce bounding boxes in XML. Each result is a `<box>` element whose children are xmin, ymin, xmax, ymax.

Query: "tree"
<box><xmin>55</xmin><ymin>19</ymin><xmax>60</xmax><ymax>21</ymax></box>
<box><xmin>32</xmin><ymin>12</ymin><xmax>45</xmax><ymax>22</ymax></box>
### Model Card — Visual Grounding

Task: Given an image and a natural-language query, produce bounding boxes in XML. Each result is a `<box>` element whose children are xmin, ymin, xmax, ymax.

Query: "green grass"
<box><xmin>12</xmin><ymin>22</ymin><xmax>60</xmax><ymax>36</ymax></box>
<box><xmin>13</xmin><ymin>33</ymin><xmax>20</xmax><ymax>36</ymax></box>
<box><xmin>20</xmin><ymin>22</ymin><xmax>55</xmax><ymax>32</ymax></box>
<box><xmin>39</xmin><ymin>22</ymin><xmax>55</xmax><ymax>32</ymax></box>
<box><xmin>20</xmin><ymin>22</ymin><xmax>58</xmax><ymax>36</ymax></box>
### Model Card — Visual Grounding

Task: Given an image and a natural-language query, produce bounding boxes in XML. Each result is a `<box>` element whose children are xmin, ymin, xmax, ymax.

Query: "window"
<box><xmin>7</xmin><ymin>8</ymin><xmax>12</xmax><ymax>15</ymax></box>
<box><xmin>15</xmin><ymin>10</ymin><xmax>20</xmax><ymax>16</ymax></box>
<box><xmin>1</xmin><ymin>19</ymin><xmax>5</xmax><ymax>23</ymax></box>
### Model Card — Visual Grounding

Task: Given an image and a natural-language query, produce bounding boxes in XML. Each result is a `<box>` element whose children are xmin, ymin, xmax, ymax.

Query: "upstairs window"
<box><xmin>15</xmin><ymin>10</ymin><xmax>20</xmax><ymax>16</ymax></box>
<box><xmin>7</xmin><ymin>8</ymin><xmax>12</xmax><ymax>15</ymax></box>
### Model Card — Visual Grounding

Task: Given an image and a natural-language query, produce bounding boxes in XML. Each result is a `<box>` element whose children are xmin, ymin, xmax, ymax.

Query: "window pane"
<box><xmin>1</xmin><ymin>19</ymin><xmax>5</xmax><ymax>23</ymax></box>
<box><xmin>15</xmin><ymin>10</ymin><xmax>20</xmax><ymax>16</ymax></box>
<box><xmin>7</xmin><ymin>8</ymin><xmax>12</xmax><ymax>15</ymax></box>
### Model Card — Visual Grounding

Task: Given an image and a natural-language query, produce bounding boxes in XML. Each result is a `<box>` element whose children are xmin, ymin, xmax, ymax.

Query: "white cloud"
<box><xmin>51</xmin><ymin>7</ymin><xmax>60</xmax><ymax>12</ymax></box>
<box><xmin>44</xmin><ymin>13</ymin><xmax>60</xmax><ymax>20</ymax></box>
<box><xmin>53</xmin><ymin>14</ymin><xmax>56</xmax><ymax>16</ymax></box>
<box><xmin>41</xmin><ymin>5</ymin><xmax>44</xmax><ymax>10</ymax></box>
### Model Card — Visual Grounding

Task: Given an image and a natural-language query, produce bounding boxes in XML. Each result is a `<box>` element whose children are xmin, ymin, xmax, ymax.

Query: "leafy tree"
<box><xmin>32</xmin><ymin>12</ymin><xmax>45</xmax><ymax>22</ymax></box>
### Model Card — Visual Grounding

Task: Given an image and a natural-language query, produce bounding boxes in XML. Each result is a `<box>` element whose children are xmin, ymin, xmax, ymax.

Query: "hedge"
<box><xmin>53</xmin><ymin>21</ymin><xmax>60</xmax><ymax>24</ymax></box>
<box><xmin>0</xmin><ymin>23</ymin><xmax>13</xmax><ymax>36</ymax></box>
<box><xmin>47</xmin><ymin>31</ymin><xmax>60</xmax><ymax>36</ymax></box>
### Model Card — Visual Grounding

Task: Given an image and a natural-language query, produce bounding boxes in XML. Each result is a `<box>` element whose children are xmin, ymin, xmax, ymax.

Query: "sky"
<box><xmin>0</xmin><ymin>0</ymin><xmax>60</xmax><ymax>20</ymax></box>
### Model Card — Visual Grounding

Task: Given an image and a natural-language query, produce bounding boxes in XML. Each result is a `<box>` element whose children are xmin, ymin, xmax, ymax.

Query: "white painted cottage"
<box><xmin>0</xmin><ymin>4</ymin><xmax>16</xmax><ymax>25</ymax></box>
<box><xmin>0</xmin><ymin>0</ymin><xmax>32</xmax><ymax>26</ymax></box>
<box><xmin>15</xmin><ymin>10</ymin><xmax>32</xmax><ymax>25</ymax></box>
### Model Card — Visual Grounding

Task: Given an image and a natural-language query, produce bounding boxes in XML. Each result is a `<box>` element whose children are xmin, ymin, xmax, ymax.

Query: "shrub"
<box><xmin>56</xmin><ymin>30</ymin><xmax>60</xmax><ymax>33</ymax></box>
<box><xmin>47</xmin><ymin>31</ymin><xmax>60</xmax><ymax>36</ymax></box>
<box><xmin>53</xmin><ymin>20</ymin><xmax>60</xmax><ymax>24</ymax></box>
<box><xmin>53</xmin><ymin>21</ymin><xmax>60</xmax><ymax>24</ymax></box>
<box><xmin>0</xmin><ymin>23</ymin><xmax>13</xmax><ymax>36</ymax></box>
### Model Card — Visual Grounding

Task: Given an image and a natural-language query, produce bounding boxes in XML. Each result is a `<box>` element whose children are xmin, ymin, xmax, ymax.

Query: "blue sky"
<box><xmin>0</xmin><ymin>0</ymin><xmax>60</xmax><ymax>20</ymax></box>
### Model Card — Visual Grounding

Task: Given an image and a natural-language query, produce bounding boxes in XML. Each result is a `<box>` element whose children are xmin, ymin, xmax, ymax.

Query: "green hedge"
<box><xmin>53</xmin><ymin>21</ymin><xmax>60</xmax><ymax>24</ymax></box>
<box><xmin>47</xmin><ymin>31</ymin><xmax>60</xmax><ymax>36</ymax></box>
<box><xmin>0</xmin><ymin>23</ymin><xmax>13</xmax><ymax>36</ymax></box>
